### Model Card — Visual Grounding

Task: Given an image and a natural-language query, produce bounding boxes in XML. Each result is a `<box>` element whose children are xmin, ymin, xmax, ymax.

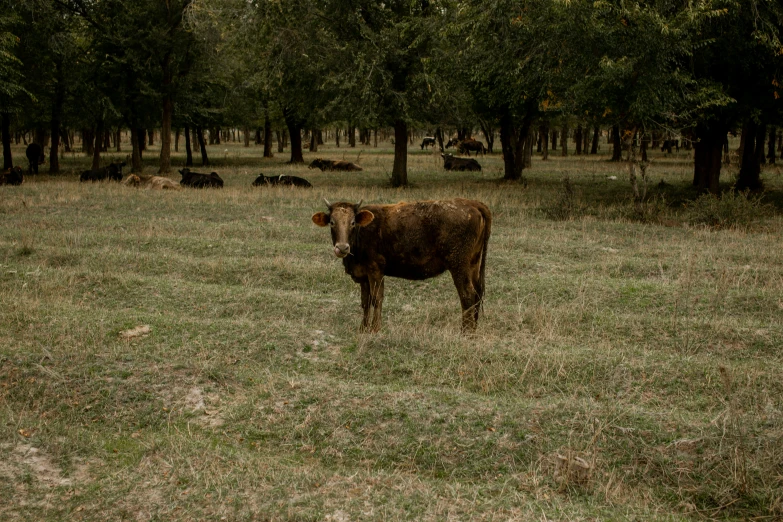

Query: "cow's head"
<box><xmin>252</xmin><ymin>174</ymin><xmax>266</xmax><ymax>186</ymax></box>
<box><xmin>308</xmin><ymin>159</ymin><xmax>321</xmax><ymax>170</ymax></box>
<box><xmin>312</xmin><ymin>199</ymin><xmax>374</xmax><ymax>258</ymax></box>
<box><xmin>178</xmin><ymin>168</ymin><xmax>190</xmax><ymax>178</ymax></box>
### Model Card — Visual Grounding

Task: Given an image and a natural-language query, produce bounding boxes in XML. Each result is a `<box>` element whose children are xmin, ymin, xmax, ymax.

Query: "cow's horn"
<box><xmin>323</xmin><ymin>198</ymin><xmax>331</xmax><ymax>208</ymax></box>
<box><xmin>356</xmin><ymin>199</ymin><xmax>363</xmax><ymax>209</ymax></box>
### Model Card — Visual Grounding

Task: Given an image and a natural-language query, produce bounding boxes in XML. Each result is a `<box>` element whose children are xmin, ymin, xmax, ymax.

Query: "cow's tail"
<box><xmin>475</xmin><ymin>203</ymin><xmax>492</xmax><ymax>312</ymax></box>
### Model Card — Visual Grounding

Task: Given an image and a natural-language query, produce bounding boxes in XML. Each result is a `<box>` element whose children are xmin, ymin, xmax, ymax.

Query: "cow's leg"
<box><xmin>450</xmin><ymin>269</ymin><xmax>479</xmax><ymax>332</ymax></box>
<box><xmin>368</xmin><ymin>274</ymin><xmax>384</xmax><ymax>332</ymax></box>
<box><xmin>359</xmin><ymin>278</ymin><xmax>373</xmax><ymax>332</ymax></box>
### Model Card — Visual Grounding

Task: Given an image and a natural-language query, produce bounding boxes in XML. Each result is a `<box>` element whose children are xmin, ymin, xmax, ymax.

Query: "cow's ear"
<box><xmin>355</xmin><ymin>210</ymin><xmax>374</xmax><ymax>227</ymax></box>
<box><xmin>312</xmin><ymin>212</ymin><xmax>330</xmax><ymax>227</ymax></box>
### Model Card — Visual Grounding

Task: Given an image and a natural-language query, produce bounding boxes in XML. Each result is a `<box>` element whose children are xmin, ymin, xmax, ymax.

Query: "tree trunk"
<box><xmin>196</xmin><ymin>126</ymin><xmax>209</xmax><ymax>166</ymax></box>
<box><xmin>309</xmin><ymin>127</ymin><xmax>318</xmax><ymax>152</ymax></box>
<box><xmin>184</xmin><ymin>124</ymin><xmax>193</xmax><ymax>167</ymax></box>
<box><xmin>263</xmin><ymin>112</ymin><xmax>273</xmax><ymax>158</ymax></box>
<box><xmin>348</xmin><ymin>126</ymin><xmax>356</xmax><ymax>147</ymax></box>
<box><xmin>575</xmin><ymin>125</ymin><xmax>583</xmax><ymax>155</ymax></box>
<box><xmin>611</xmin><ymin>125</ymin><xmax>622</xmax><ymax>161</ymax></box>
<box><xmin>590</xmin><ymin>126</ymin><xmax>599</xmax><ymax>154</ymax></box>
<box><xmin>499</xmin><ymin>110</ymin><xmax>529</xmax><ymax>181</ymax></box>
<box><xmin>130</xmin><ymin>127</ymin><xmax>143</xmax><ymax>173</ymax></box>
<box><xmin>335</xmin><ymin>127</ymin><xmax>340</xmax><ymax>147</ymax></box>
<box><xmin>116</xmin><ymin>128</ymin><xmax>122</xmax><ymax>152</ymax></box>
<box><xmin>754</xmin><ymin>123</ymin><xmax>766</xmax><ymax>166</ymax></box>
<box><xmin>768</xmin><ymin>127</ymin><xmax>777</xmax><ymax>164</ymax></box>
<box><xmin>148</xmin><ymin>129</ymin><xmax>154</xmax><ymax>146</ymax></box>
<box><xmin>583</xmin><ymin>127</ymin><xmax>589</xmax><ymax>154</ymax></box>
<box><xmin>277</xmin><ymin>130</ymin><xmax>285</xmax><ymax>153</ymax></box>
<box><xmin>551</xmin><ymin>130</ymin><xmax>558</xmax><ymax>150</ymax></box>
<box><xmin>174</xmin><ymin>128</ymin><xmax>180</xmax><ymax>152</ymax></box>
<box><xmin>435</xmin><ymin>127</ymin><xmax>444</xmax><ymax>151</ymax></box>
<box><xmin>391</xmin><ymin>119</ymin><xmax>408</xmax><ymax>187</ymax></box>
<box><xmin>1</xmin><ymin>112</ymin><xmax>12</xmax><ymax>169</ymax></box>
<box><xmin>523</xmin><ymin>132</ymin><xmax>534</xmax><ymax>169</ymax></box>
<box><xmin>693</xmin><ymin>123</ymin><xmax>725</xmax><ymax>193</ymax></box>
<box><xmin>284</xmin><ymin>110</ymin><xmax>304</xmax><ymax>164</ymax></box>
<box><xmin>640</xmin><ymin>131</ymin><xmax>649</xmax><ymax>162</ymax></box>
<box><xmin>541</xmin><ymin>123</ymin><xmax>549</xmax><ymax>160</ymax></box>
<box><xmin>561</xmin><ymin>123</ymin><xmax>568</xmax><ymax>156</ymax></box>
<box><xmin>92</xmin><ymin>120</ymin><xmax>104</xmax><ymax>170</ymax></box>
<box><xmin>159</xmin><ymin>95</ymin><xmax>173</xmax><ymax>174</ymax></box>
<box><xmin>61</xmin><ymin>129</ymin><xmax>71</xmax><ymax>152</ymax></box>
<box><xmin>736</xmin><ymin>121</ymin><xmax>762</xmax><ymax>191</ymax></box>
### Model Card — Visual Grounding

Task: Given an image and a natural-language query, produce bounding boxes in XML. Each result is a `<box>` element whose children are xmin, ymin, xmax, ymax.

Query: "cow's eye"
<box><xmin>350</xmin><ymin>220</ymin><xmax>355</xmax><ymax>227</ymax></box>
<box><xmin>329</xmin><ymin>221</ymin><xmax>335</xmax><ymax>227</ymax></box>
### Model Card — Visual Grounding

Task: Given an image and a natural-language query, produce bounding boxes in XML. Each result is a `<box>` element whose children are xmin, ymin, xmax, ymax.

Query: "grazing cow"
<box><xmin>178</xmin><ymin>168</ymin><xmax>224</xmax><ymax>188</ymax></box>
<box><xmin>25</xmin><ymin>143</ymin><xmax>44</xmax><ymax>174</ymax></box>
<box><xmin>0</xmin><ymin>166</ymin><xmax>24</xmax><ymax>186</ymax></box>
<box><xmin>457</xmin><ymin>139</ymin><xmax>487</xmax><ymax>156</ymax></box>
<box><xmin>420</xmin><ymin>137</ymin><xmax>436</xmax><ymax>150</ymax></box>
<box><xmin>308</xmin><ymin>158</ymin><xmax>363</xmax><ymax>172</ymax></box>
<box><xmin>660</xmin><ymin>139</ymin><xmax>680</xmax><ymax>153</ymax></box>
<box><xmin>311</xmin><ymin>198</ymin><xmax>491</xmax><ymax>332</ymax></box>
<box><xmin>80</xmin><ymin>162</ymin><xmax>126</xmax><ymax>182</ymax></box>
<box><xmin>441</xmin><ymin>153</ymin><xmax>481</xmax><ymax>171</ymax></box>
<box><xmin>252</xmin><ymin>173</ymin><xmax>312</xmax><ymax>188</ymax></box>
<box><xmin>123</xmin><ymin>174</ymin><xmax>181</xmax><ymax>190</ymax></box>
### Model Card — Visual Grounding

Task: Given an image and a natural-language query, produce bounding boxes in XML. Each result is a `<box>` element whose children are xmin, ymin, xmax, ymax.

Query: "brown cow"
<box><xmin>123</xmin><ymin>174</ymin><xmax>181</xmax><ymax>190</ymax></box>
<box><xmin>457</xmin><ymin>138</ymin><xmax>486</xmax><ymax>156</ymax></box>
<box><xmin>312</xmin><ymin>198</ymin><xmax>491</xmax><ymax>332</ymax></box>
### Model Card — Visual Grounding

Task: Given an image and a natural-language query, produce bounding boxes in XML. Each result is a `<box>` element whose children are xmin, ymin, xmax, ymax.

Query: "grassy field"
<box><xmin>1</xmin><ymin>138</ymin><xmax>782</xmax><ymax>521</ymax></box>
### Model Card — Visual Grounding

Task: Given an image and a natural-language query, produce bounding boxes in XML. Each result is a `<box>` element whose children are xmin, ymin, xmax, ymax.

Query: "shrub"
<box><xmin>543</xmin><ymin>176</ymin><xmax>584</xmax><ymax>221</ymax></box>
<box><xmin>685</xmin><ymin>190</ymin><xmax>772</xmax><ymax>230</ymax></box>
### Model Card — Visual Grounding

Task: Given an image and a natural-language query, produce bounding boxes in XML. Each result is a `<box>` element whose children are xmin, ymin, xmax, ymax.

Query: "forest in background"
<box><xmin>1</xmin><ymin>0</ymin><xmax>781</xmax><ymax>191</ymax></box>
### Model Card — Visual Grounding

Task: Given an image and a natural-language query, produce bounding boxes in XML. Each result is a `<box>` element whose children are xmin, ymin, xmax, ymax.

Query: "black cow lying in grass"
<box><xmin>420</xmin><ymin>137</ymin><xmax>436</xmax><ymax>150</ymax></box>
<box><xmin>178</xmin><ymin>168</ymin><xmax>224</xmax><ymax>188</ymax></box>
<box><xmin>252</xmin><ymin>173</ymin><xmax>312</xmax><ymax>188</ymax></box>
<box><xmin>0</xmin><ymin>166</ymin><xmax>24</xmax><ymax>185</ymax></box>
<box><xmin>442</xmin><ymin>153</ymin><xmax>481</xmax><ymax>171</ymax></box>
<box><xmin>308</xmin><ymin>159</ymin><xmax>363</xmax><ymax>171</ymax></box>
<box><xmin>80</xmin><ymin>162</ymin><xmax>126</xmax><ymax>182</ymax></box>
<box><xmin>25</xmin><ymin>143</ymin><xmax>44</xmax><ymax>174</ymax></box>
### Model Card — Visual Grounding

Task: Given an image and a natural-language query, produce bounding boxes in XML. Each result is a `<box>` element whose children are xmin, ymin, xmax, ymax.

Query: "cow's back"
<box><xmin>349</xmin><ymin>199</ymin><xmax>489</xmax><ymax>280</ymax></box>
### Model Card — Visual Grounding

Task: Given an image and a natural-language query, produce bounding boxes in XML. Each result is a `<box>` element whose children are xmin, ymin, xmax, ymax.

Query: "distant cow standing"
<box><xmin>312</xmin><ymin>198</ymin><xmax>491</xmax><ymax>332</ymax></box>
<box><xmin>25</xmin><ymin>143</ymin><xmax>44</xmax><ymax>174</ymax></box>
<box><xmin>445</xmin><ymin>138</ymin><xmax>460</xmax><ymax>149</ymax></box>
<box><xmin>0</xmin><ymin>166</ymin><xmax>24</xmax><ymax>186</ymax></box>
<box><xmin>179</xmin><ymin>168</ymin><xmax>224</xmax><ymax>188</ymax></box>
<box><xmin>441</xmin><ymin>153</ymin><xmax>481</xmax><ymax>171</ymax></box>
<box><xmin>252</xmin><ymin>173</ymin><xmax>312</xmax><ymax>188</ymax></box>
<box><xmin>420</xmin><ymin>137</ymin><xmax>436</xmax><ymax>150</ymax></box>
<box><xmin>661</xmin><ymin>139</ymin><xmax>680</xmax><ymax>153</ymax></box>
<box><xmin>457</xmin><ymin>139</ymin><xmax>486</xmax><ymax>156</ymax></box>
<box><xmin>80</xmin><ymin>162</ymin><xmax>126</xmax><ymax>182</ymax></box>
<box><xmin>308</xmin><ymin>159</ymin><xmax>363</xmax><ymax>172</ymax></box>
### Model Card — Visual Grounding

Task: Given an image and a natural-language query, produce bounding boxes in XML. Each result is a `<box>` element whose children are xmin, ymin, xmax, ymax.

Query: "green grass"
<box><xmin>1</xmin><ymin>138</ymin><xmax>782</xmax><ymax>520</ymax></box>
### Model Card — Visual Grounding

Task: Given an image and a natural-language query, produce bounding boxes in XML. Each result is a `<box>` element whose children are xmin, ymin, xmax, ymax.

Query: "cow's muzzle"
<box><xmin>334</xmin><ymin>243</ymin><xmax>350</xmax><ymax>258</ymax></box>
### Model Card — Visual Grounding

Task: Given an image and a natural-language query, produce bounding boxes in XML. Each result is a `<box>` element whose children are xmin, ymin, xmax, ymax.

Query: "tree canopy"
<box><xmin>2</xmin><ymin>0</ymin><xmax>782</xmax><ymax>190</ymax></box>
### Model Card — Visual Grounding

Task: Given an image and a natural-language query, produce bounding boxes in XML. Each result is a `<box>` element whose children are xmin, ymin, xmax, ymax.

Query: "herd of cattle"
<box><xmin>0</xmin><ymin>138</ymin><xmax>490</xmax><ymax>187</ymax></box>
